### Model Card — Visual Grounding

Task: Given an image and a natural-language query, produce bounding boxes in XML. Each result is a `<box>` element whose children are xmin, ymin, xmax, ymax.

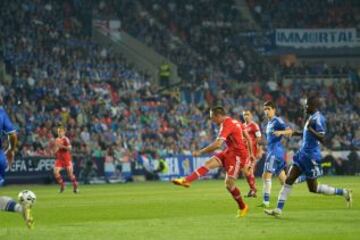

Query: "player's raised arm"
<box><xmin>273</xmin><ymin>128</ymin><xmax>293</xmax><ymax>137</ymax></box>
<box><xmin>193</xmin><ymin>107</ymin><xmax>230</xmax><ymax>157</ymax></box>
<box><xmin>193</xmin><ymin>138</ymin><xmax>224</xmax><ymax>157</ymax></box>
<box><xmin>270</xmin><ymin>112</ymin><xmax>292</xmax><ymax>137</ymax></box>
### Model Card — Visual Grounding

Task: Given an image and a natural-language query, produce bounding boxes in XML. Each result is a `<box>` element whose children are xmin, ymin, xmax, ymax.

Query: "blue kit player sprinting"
<box><xmin>265</xmin><ymin>96</ymin><xmax>352</xmax><ymax>216</ymax></box>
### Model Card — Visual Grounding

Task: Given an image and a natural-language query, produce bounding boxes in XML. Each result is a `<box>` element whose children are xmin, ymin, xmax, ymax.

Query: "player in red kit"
<box><xmin>243</xmin><ymin>110</ymin><xmax>263</xmax><ymax>198</ymax></box>
<box><xmin>172</xmin><ymin>107</ymin><xmax>255</xmax><ymax>217</ymax></box>
<box><xmin>53</xmin><ymin>126</ymin><xmax>79</xmax><ymax>193</ymax></box>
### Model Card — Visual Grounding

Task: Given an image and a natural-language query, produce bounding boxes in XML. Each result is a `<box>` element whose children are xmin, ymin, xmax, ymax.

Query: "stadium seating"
<box><xmin>247</xmin><ymin>0</ymin><xmax>360</xmax><ymax>29</ymax></box>
<box><xmin>1</xmin><ymin>0</ymin><xmax>359</xmax><ymax>166</ymax></box>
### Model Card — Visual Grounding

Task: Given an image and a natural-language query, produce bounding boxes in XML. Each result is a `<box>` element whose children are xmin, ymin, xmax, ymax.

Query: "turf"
<box><xmin>0</xmin><ymin>176</ymin><xmax>359</xmax><ymax>240</ymax></box>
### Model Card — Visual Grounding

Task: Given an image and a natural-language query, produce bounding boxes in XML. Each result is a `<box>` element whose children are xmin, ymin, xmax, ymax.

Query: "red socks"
<box><xmin>185</xmin><ymin>166</ymin><xmax>209</xmax><ymax>182</ymax></box>
<box><xmin>228</xmin><ymin>186</ymin><xmax>246</xmax><ymax>209</ymax></box>
<box><xmin>246</xmin><ymin>174</ymin><xmax>257</xmax><ymax>192</ymax></box>
<box><xmin>55</xmin><ymin>175</ymin><xmax>64</xmax><ymax>186</ymax></box>
<box><xmin>70</xmin><ymin>176</ymin><xmax>78</xmax><ymax>188</ymax></box>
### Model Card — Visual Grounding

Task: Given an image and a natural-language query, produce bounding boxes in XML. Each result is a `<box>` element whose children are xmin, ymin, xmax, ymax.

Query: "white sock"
<box><xmin>263</xmin><ymin>179</ymin><xmax>272</xmax><ymax>204</ymax></box>
<box><xmin>316</xmin><ymin>184</ymin><xmax>335</xmax><ymax>195</ymax></box>
<box><xmin>276</xmin><ymin>184</ymin><xmax>293</xmax><ymax>210</ymax></box>
<box><xmin>316</xmin><ymin>184</ymin><xmax>345</xmax><ymax>196</ymax></box>
<box><xmin>278</xmin><ymin>184</ymin><xmax>293</xmax><ymax>202</ymax></box>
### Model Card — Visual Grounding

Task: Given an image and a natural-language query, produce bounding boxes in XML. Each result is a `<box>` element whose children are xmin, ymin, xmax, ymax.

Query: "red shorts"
<box><xmin>54</xmin><ymin>156</ymin><xmax>73</xmax><ymax>168</ymax></box>
<box><xmin>214</xmin><ymin>148</ymin><xmax>249</xmax><ymax>178</ymax></box>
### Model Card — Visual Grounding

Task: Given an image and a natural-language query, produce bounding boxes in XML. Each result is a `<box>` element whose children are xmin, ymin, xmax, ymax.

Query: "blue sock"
<box><xmin>335</xmin><ymin>188</ymin><xmax>344</xmax><ymax>196</ymax></box>
<box><xmin>277</xmin><ymin>200</ymin><xmax>285</xmax><ymax>210</ymax></box>
<box><xmin>264</xmin><ymin>193</ymin><xmax>270</xmax><ymax>202</ymax></box>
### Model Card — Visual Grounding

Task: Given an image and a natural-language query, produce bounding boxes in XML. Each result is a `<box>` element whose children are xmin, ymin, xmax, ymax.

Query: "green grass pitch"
<box><xmin>0</xmin><ymin>176</ymin><xmax>359</xmax><ymax>240</ymax></box>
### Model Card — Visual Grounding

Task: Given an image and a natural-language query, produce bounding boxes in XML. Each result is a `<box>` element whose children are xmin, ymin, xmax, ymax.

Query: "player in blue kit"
<box><xmin>0</xmin><ymin>105</ymin><xmax>17</xmax><ymax>187</ymax></box>
<box><xmin>265</xmin><ymin>96</ymin><xmax>352</xmax><ymax>216</ymax></box>
<box><xmin>0</xmin><ymin>101</ymin><xmax>34</xmax><ymax>229</ymax></box>
<box><xmin>259</xmin><ymin>101</ymin><xmax>293</xmax><ymax>208</ymax></box>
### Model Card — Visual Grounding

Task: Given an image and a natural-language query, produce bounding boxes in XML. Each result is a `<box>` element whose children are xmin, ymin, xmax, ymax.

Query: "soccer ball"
<box><xmin>18</xmin><ymin>190</ymin><xmax>36</xmax><ymax>206</ymax></box>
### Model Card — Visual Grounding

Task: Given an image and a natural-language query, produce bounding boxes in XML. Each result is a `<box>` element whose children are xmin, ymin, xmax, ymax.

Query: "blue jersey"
<box><xmin>263</xmin><ymin>116</ymin><xmax>287</xmax><ymax>175</ymax></box>
<box><xmin>0</xmin><ymin>107</ymin><xmax>15</xmax><ymax>186</ymax></box>
<box><xmin>300</xmin><ymin>111</ymin><xmax>326</xmax><ymax>159</ymax></box>
<box><xmin>0</xmin><ymin>107</ymin><xmax>16</xmax><ymax>150</ymax></box>
<box><xmin>265</xmin><ymin>116</ymin><xmax>287</xmax><ymax>151</ymax></box>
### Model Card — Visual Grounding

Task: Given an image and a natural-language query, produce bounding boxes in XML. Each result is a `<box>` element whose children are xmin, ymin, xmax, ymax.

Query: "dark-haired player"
<box><xmin>172</xmin><ymin>106</ymin><xmax>255</xmax><ymax>217</ymax></box>
<box><xmin>259</xmin><ymin>101</ymin><xmax>292</xmax><ymax>208</ymax></box>
<box><xmin>243</xmin><ymin>110</ymin><xmax>262</xmax><ymax>198</ymax></box>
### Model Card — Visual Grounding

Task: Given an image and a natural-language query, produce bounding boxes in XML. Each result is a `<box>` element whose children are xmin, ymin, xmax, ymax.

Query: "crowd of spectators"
<box><xmin>0</xmin><ymin>0</ymin><xmax>359</xmax><ymax>175</ymax></box>
<box><xmin>94</xmin><ymin>0</ymin><xmax>271</xmax><ymax>84</ymax></box>
<box><xmin>247</xmin><ymin>0</ymin><xmax>360</xmax><ymax>30</ymax></box>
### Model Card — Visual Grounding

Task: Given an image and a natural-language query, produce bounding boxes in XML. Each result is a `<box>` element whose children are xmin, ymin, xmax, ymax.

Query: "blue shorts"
<box><xmin>263</xmin><ymin>151</ymin><xmax>286</xmax><ymax>176</ymax></box>
<box><xmin>0</xmin><ymin>153</ymin><xmax>7</xmax><ymax>186</ymax></box>
<box><xmin>293</xmin><ymin>151</ymin><xmax>322</xmax><ymax>179</ymax></box>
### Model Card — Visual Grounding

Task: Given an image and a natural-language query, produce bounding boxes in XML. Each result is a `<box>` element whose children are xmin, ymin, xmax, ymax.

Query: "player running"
<box><xmin>0</xmin><ymin>104</ymin><xmax>34</xmax><ymax>229</ymax></box>
<box><xmin>259</xmin><ymin>101</ymin><xmax>292</xmax><ymax>208</ymax></box>
<box><xmin>172</xmin><ymin>106</ymin><xmax>255</xmax><ymax>217</ymax></box>
<box><xmin>243</xmin><ymin>110</ymin><xmax>262</xmax><ymax>198</ymax></box>
<box><xmin>265</xmin><ymin>96</ymin><xmax>352</xmax><ymax>217</ymax></box>
<box><xmin>53</xmin><ymin>126</ymin><xmax>79</xmax><ymax>193</ymax></box>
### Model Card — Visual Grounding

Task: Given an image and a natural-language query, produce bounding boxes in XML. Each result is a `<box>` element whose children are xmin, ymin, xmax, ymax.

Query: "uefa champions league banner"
<box><xmin>158</xmin><ymin>155</ymin><xmax>218</xmax><ymax>181</ymax></box>
<box><xmin>275</xmin><ymin>28</ymin><xmax>359</xmax><ymax>48</ymax></box>
<box><xmin>5</xmin><ymin>157</ymin><xmax>56</xmax><ymax>184</ymax></box>
<box><xmin>5</xmin><ymin>156</ymin><xmax>93</xmax><ymax>184</ymax></box>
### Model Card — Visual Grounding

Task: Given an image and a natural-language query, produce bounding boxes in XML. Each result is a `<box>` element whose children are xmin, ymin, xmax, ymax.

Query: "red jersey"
<box><xmin>217</xmin><ymin>117</ymin><xmax>247</xmax><ymax>154</ymax></box>
<box><xmin>244</xmin><ymin>121</ymin><xmax>261</xmax><ymax>157</ymax></box>
<box><xmin>55</xmin><ymin>136</ymin><xmax>72</xmax><ymax>160</ymax></box>
<box><xmin>244</xmin><ymin>121</ymin><xmax>261</xmax><ymax>145</ymax></box>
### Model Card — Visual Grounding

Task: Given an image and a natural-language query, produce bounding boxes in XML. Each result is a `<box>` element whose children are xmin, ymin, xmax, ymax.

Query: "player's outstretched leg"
<box><xmin>0</xmin><ymin>196</ymin><xmax>34</xmax><ymax>229</ymax></box>
<box><xmin>308</xmin><ymin>180</ymin><xmax>352</xmax><ymax>208</ymax></box>
<box><xmin>172</xmin><ymin>166</ymin><xmax>208</xmax><ymax>188</ymax></box>
<box><xmin>172</xmin><ymin>157</ymin><xmax>220</xmax><ymax>188</ymax></box>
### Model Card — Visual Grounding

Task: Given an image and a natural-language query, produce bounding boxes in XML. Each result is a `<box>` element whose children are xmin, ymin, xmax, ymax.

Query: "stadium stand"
<box><xmin>0</xmin><ymin>0</ymin><xmax>359</xmax><ymax>177</ymax></box>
